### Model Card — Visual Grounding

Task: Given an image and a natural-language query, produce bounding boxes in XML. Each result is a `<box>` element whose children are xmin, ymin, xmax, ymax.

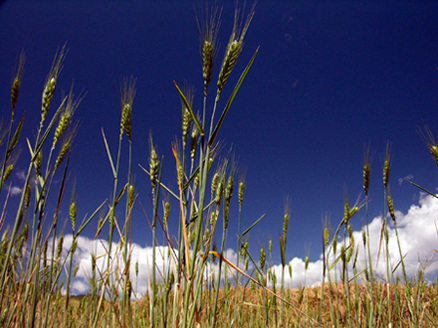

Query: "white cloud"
<box><xmin>60</xmin><ymin>235</ymin><xmax>248</xmax><ymax>298</ymax></box>
<box><xmin>270</xmin><ymin>192</ymin><xmax>438</xmax><ymax>288</ymax></box>
<box><xmin>70</xmin><ymin>279</ymin><xmax>89</xmax><ymax>295</ymax></box>
<box><xmin>11</xmin><ymin>186</ymin><xmax>22</xmax><ymax>196</ymax></box>
<box><xmin>61</xmin><ymin>193</ymin><xmax>438</xmax><ymax>297</ymax></box>
<box><xmin>61</xmin><ymin>235</ymin><xmax>178</xmax><ymax>298</ymax></box>
<box><xmin>16</xmin><ymin>170</ymin><xmax>26</xmax><ymax>181</ymax></box>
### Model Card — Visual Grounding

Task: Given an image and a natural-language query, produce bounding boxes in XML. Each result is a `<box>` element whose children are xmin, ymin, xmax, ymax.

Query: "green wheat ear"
<box><xmin>387</xmin><ymin>194</ymin><xmax>396</xmax><ymax>223</ymax></box>
<box><xmin>238</xmin><ymin>180</ymin><xmax>245</xmax><ymax>206</ymax></box>
<box><xmin>163</xmin><ymin>199</ymin><xmax>170</xmax><ymax>229</ymax></box>
<box><xmin>70</xmin><ymin>182</ymin><xmax>77</xmax><ymax>232</ymax></box>
<box><xmin>24</xmin><ymin>184</ymin><xmax>31</xmax><ymax>209</ymax></box>
<box><xmin>419</xmin><ymin>125</ymin><xmax>438</xmax><ymax>168</ymax></box>
<box><xmin>196</xmin><ymin>3</ymin><xmax>221</xmax><ymax>96</ymax></box>
<box><xmin>128</xmin><ymin>184</ymin><xmax>135</xmax><ymax>210</ymax></box>
<box><xmin>180</xmin><ymin>84</ymin><xmax>194</xmax><ymax>147</ymax></box>
<box><xmin>211</xmin><ymin>171</ymin><xmax>220</xmax><ymax>199</ymax></box>
<box><xmin>383</xmin><ymin>141</ymin><xmax>391</xmax><ymax>189</ymax></box>
<box><xmin>55</xmin><ymin>125</ymin><xmax>77</xmax><ymax>171</ymax></box>
<box><xmin>260</xmin><ymin>247</ymin><xmax>266</xmax><ymax>271</ymax></box>
<box><xmin>120</xmin><ymin>76</ymin><xmax>136</xmax><ymax>141</ymax></box>
<box><xmin>11</xmin><ymin>50</ymin><xmax>26</xmax><ymax>117</ymax></box>
<box><xmin>41</xmin><ymin>44</ymin><xmax>67</xmax><ymax>123</ymax></box>
<box><xmin>1</xmin><ymin>164</ymin><xmax>13</xmax><ymax>185</ymax></box>
<box><xmin>53</xmin><ymin>85</ymin><xmax>83</xmax><ymax>149</ymax></box>
<box><xmin>217</xmin><ymin>3</ymin><xmax>255</xmax><ymax>98</ymax></box>
<box><xmin>363</xmin><ymin>143</ymin><xmax>371</xmax><ymax>197</ymax></box>
<box><xmin>149</xmin><ymin>134</ymin><xmax>159</xmax><ymax>192</ymax></box>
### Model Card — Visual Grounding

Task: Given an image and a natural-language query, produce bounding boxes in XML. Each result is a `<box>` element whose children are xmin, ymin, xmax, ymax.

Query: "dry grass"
<box><xmin>45</xmin><ymin>282</ymin><xmax>438</xmax><ymax>327</ymax></box>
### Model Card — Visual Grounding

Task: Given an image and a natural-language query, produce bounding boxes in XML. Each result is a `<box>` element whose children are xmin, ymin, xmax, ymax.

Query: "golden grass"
<box><xmin>43</xmin><ymin>282</ymin><xmax>438</xmax><ymax>328</ymax></box>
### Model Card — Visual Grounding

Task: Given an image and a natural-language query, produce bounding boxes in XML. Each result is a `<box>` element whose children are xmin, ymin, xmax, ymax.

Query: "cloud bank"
<box><xmin>62</xmin><ymin>193</ymin><xmax>438</xmax><ymax>297</ymax></box>
<box><xmin>270</xmin><ymin>192</ymin><xmax>438</xmax><ymax>288</ymax></box>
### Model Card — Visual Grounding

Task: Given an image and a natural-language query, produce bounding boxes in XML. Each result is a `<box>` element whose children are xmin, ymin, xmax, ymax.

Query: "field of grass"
<box><xmin>1</xmin><ymin>3</ymin><xmax>438</xmax><ymax>327</ymax></box>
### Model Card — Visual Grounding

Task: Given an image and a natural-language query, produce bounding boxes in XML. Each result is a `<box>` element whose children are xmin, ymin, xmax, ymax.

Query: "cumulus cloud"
<box><xmin>270</xmin><ymin>192</ymin><xmax>438</xmax><ymax>288</ymax></box>
<box><xmin>61</xmin><ymin>235</ymin><xmax>177</xmax><ymax>298</ymax></box>
<box><xmin>62</xmin><ymin>193</ymin><xmax>438</xmax><ymax>297</ymax></box>
<box><xmin>16</xmin><ymin>170</ymin><xmax>26</xmax><ymax>180</ymax></box>
<box><xmin>11</xmin><ymin>186</ymin><xmax>22</xmax><ymax>196</ymax></box>
<box><xmin>60</xmin><ymin>235</ymin><xmax>248</xmax><ymax>299</ymax></box>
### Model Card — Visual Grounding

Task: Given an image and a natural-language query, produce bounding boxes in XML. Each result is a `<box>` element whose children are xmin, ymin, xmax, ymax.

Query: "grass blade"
<box><xmin>174</xmin><ymin>81</ymin><xmax>204</xmax><ymax>136</ymax></box>
<box><xmin>139</xmin><ymin>163</ymin><xmax>182</xmax><ymax>203</ymax></box>
<box><xmin>102</xmin><ymin>128</ymin><xmax>117</xmax><ymax>178</ymax></box>
<box><xmin>208</xmin><ymin>47</ymin><xmax>259</xmax><ymax>147</ymax></box>
<box><xmin>241</xmin><ymin>213</ymin><xmax>265</xmax><ymax>237</ymax></box>
<box><xmin>7</xmin><ymin>113</ymin><xmax>25</xmax><ymax>156</ymax></box>
<box><xmin>404</xmin><ymin>178</ymin><xmax>438</xmax><ymax>199</ymax></box>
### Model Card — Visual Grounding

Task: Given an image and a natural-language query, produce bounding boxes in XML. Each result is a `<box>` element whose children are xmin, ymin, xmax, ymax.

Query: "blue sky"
<box><xmin>1</xmin><ymin>1</ymin><xmax>438</xmax><ymax>291</ymax></box>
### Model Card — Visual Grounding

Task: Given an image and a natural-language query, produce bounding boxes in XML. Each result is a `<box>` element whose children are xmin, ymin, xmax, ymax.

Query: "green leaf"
<box><xmin>76</xmin><ymin>199</ymin><xmax>107</xmax><ymax>236</ymax></box>
<box><xmin>7</xmin><ymin>114</ymin><xmax>25</xmax><ymax>156</ymax></box>
<box><xmin>184</xmin><ymin>166</ymin><xmax>200</xmax><ymax>192</ymax></box>
<box><xmin>138</xmin><ymin>163</ymin><xmax>182</xmax><ymax>203</ymax></box>
<box><xmin>241</xmin><ymin>213</ymin><xmax>265</xmax><ymax>237</ymax></box>
<box><xmin>115</xmin><ymin>183</ymin><xmax>128</xmax><ymax>206</ymax></box>
<box><xmin>209</xmin><ymin>47</ymin><xmax>259</xmax><ymax>147</ymax></box>
<box><xmin>101</xmin><ymin>128</ymin><xmax>116</xmax><ymax>178</ymax></box>
<box><xmin>392</xmin><ymin>252</ymin><xmax>408</xmax><ymax>274</ymax></box>
<box><xmin>404</xmin><ymin>179</ymin><xmax>438</xmax><ymax>199</ymax></box>
<box><xmin>174</xmin><ymin>81</ymin><xmax>204</xmax><ymax>136</ymax></box>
